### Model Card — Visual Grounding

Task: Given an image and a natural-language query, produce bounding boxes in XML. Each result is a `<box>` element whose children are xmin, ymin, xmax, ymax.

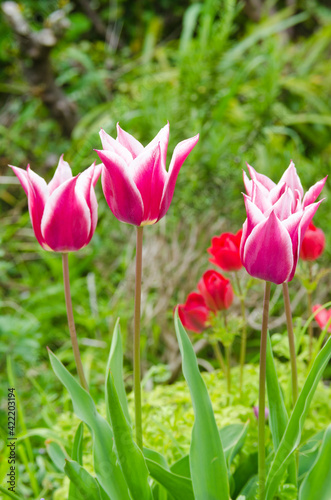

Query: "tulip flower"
<box><xmin>208</xmin><ymin>230</ymin><xmax>242</xmax><ymax>272</ymax></box>
<box><xmin>197</xmin><ymin>270</ymin><xmax>234</xmax><ymax>312</ymax></box>
<box><xmin>253</xmin><ymin>406</ymin><xmax>269</xmax><ymax>420</ymax></box>
<box><xmin>241</xmin><ymin>162</ymin><xmax>326</xmax><ymax>285</ymax></box>
<box><xmin>11</xmin><ymin>156</ymin><xmax>101</xmax><ymax>252</ymax></box>
<box><xmin>96</xmin><ymin>123</ymin><xmax>199</xmax><ymax>226</ymax></box>
<box><xmin>312</xmin><ymin>305</ymin><xmax>331</xmax><ymax>333</ymax></box>
<box><xmin>178</xmin><ymin>292</ymin><xmax>210</xmax><ymax>333</ymax></box>
<box><xmin>300</xmin><ymin>223</ymin><xmax>325</xmax><ymax>261</ymax></box>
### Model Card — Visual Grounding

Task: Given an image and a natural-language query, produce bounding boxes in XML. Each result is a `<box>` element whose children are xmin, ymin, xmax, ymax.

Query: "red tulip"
<box><xmin>208</xmin><ymin>230</ymin><xmax>242</xmax><ymax>272</ymax></box>
<box><xmin>197</xmin><ymin>270</ymin><xmax>234</xmax><ymax>312</ymax></box>
<box><xmin>178</xmin><ymin>292</ymin><xmax>210</xmax><ymax>333</ymax></box>
<box><xmin>96</xmin><ymin>123</ymin><xmax>199</xmax><ymax>226</ymax></box>
<box><xmin>300</xmin><ymin>223</ymin><xmax>325</xmax><ymax>261</ymax></box>
<box><xmin>312</xmin><ymin>305</ymin><xmax>331</xmax><ymax>333</ymax></box>
<box><xmin>10</xmin><ymin>156</ymin><xmax>101</xmax><ymax>252</ymax></box>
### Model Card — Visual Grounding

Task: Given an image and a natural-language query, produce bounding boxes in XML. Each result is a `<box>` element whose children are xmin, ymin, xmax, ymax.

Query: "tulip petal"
<box><xmin>97</xmin><ymin>149</ymin><xmax>144</xmax><ymax>225</ymax></box>
<box><xmin>158</xmin><ymin>134</ymin><xmax>199</xmax><ymax>220</ymax></box>
<box><xmin>287</xmin><ymin>200</ymin><xmax>323</xmax><ymax>282</ymax></box>
<box><xmin>93</xmin><ymin>163</ymin><xmax>103</xmax><ymax>187</ymax></box>
<box><xmin>116</xmin><ymin>123</ymin><xmax>144</xmax><ymax>159</ymax></box>
<box><xmin>41</xmin><ymin>177</ymin><xmax>91</xmax><ymax>252</ymax></box>
<box><xmin>48</xmin><ymin>155</ymin><xmax>73</xmax><ymax>194</ymax></box>
<box><xmin>251</xmin><ymin>180</ymin><xmax>272</xmax><ymax>213</ymax></box>
<box><xmin>10</xmin><ymin>165</ymin><xmax>29</xmax><ymax>196</ymax></box>
<box><xmin>302</xmin><ymin>176</ymin><xmax>327</xmax><ymax>208</ymax></box>
<box><xmin>246</xmin><ymin>163</ymin><xmax>276</xmax><ymax>191</ymax></box>
<box><xmin>76</xmin><ymin>163</ymin><xmax>99</xmax><ymax>243</ymax></box>
<box><xmin>26</xmin><ymin>167</ymin><xmax>49</xmax><ymax>249</ymax></box>
<box><xmin>130</xmin><ymin>142</ymin><xmax>162</xmax><ymax>223</ymax></box>
<box><xmin>279</xmin><ymin>161</ymin><xmax>304</xmax><ymax>200</ymax></box>
<box><xmin>178</xmin><ymin>292</ymin><xmax>209</xmax><ymax>333</ymax></box>
<box><xmin>243</xmin><ymin>170</ymin><xmax>252</xmax><ymax>196</ymax></box>
<box><xmin>145</xmin><ymin>123</ymin><xmax>170</xmax><ymax>169</ymax></box>
<box><xmin>99</xmin><ymin>129</ymin><xmax>133</xmax><ymax>165</ymax></box>
<box><xmin>243</xmin><ymin>211</ymin><xmax>294</xmax><ymax>284</ymax></box>
<box><xmin>264</xmin><ymin>187</ymin><xmax>293</xmax><ymax>221</ymax></box>
<box><xmin>269</xmin><ymin>181</ymin><xmax>286</xmax><ymax>205</ymax></box>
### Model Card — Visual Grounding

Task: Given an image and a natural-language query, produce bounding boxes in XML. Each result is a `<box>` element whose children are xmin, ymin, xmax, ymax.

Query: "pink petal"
<box><xmin>158</xmin><ymin>133</ymin><xmax>199</xmax><ymax>220</ymax></box>
<box><xmin>264</xmin><ymin>188</ymin><xmax>293</xmax><ymax>221</ymax></box>
<box><xmin>302</xmin><ymin>176</ymin><xmax>327</xmax><ymax>208</ymax></box>
<box><xmin>246</xmin><ymin>163</ymin><xmax>276</xmax><ymax>191</ymax></box>
<box><xmin>116</xmin><ymin>123</ymin><xmax>144</xmax><ymax>159</ymax></box>
<box><xmin>251</xmin><ymin>180</ymin><xmax>272</xmax><ymax>213</ymax></box>
<box><xmin>243</xmin><ymin>170</ymin><xmax>252</xmax><ymax>196</ymax></box>
<box><xmin>130</xmin><ymin>143</ymin><xmax>163</xmax><ymax>223</ymax></box>
<box><xmin>145</xmin><ymin>123</ymin><xmax>170</xmax><ymax>170</ymax></box>
<box><xmin>243</xmin><ymin>195</ymin><xmax>265</xmax><ymax>237</ymax></box>
<box><xmin>99</xmin><ymin>129</ymin><xmax>133</xmax><ymax>165</ymax></box>
<box><xmin>41</xmin><ymin>177</ymin><xmax>91</xmax><ymax>252</ymax></box>
<box><xmin>97</xmin><ymin>149</ymin><xmax>144</xmax><ymax>225</ymax></box>
<box><xmin>242</xmin><ymin>211</ymin><xmax>294</xmax><ymax>284</ymax></box>
<box><xmin>269</xmin><ymin>181</ymin><xmax>286</xmax><ymax>205</ymax></box>
<box><xmin>48</xmin><ymin>155</ymin><xmax>73</xmax><ymax>194</ymax></box>
<box><xmin>26</xmin><ymin>167</ymin><xmax>49</xmax><ymax>249</ymax></box>
<box><xmin>76</xmin><ymin>163</ymin><xmax>98</xmax><ymax>242</ymax></box>
<box><xmin>10</xmin><ymin>165</ymin><xmax>29</xmax><ymax>196</ymax></box>
<box><xmin>286</xmin><ymin>201</ymin><xmax>323</xmax><ymax>282</ymax></box>
<box><xmin>279</xmin><ymin>161</ymin><xmax>304</xmax><ymax>200</ymax></box>
<box><xmin>93</xmin><ymin>163</ymin><xmax>102</xmax><ymax>186</ymax></box>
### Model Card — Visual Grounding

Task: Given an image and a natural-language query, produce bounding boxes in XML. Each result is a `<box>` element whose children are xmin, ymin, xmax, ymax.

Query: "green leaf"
<box><xmin>69</xmin><ymin>423</ymin><xmax>85</xmax><ymax>500</ymax></box>
<box><xmin>106</xmin><ymin>319</ymin><xmax>130</xmax><ymax>424</ymax></box>
<box><xmin>64</xmin><ymin>459</ymin><xmax>103</xmax><ymax>500</ymax></box>
<box><xmin>265</xmin><ymin>336</ymin><xmax>331</xmax><ymax>499</ymax></box>
<box><xmin>0</xmin><ymin>485</ymin><xmax>23</xmax><ymax>500</ymax></box>
<box><xmin>266</xmin><ymin>334</ymin><xmax>296</xmax><ymax>485</ymax></box>
<box><xmin>299</xmin><ymin>425</ymin><xmax>331</xmax><ymax>500</ymax></box>
<box><xmin>146</xmin><ymin>457</ymin><xmax>194</xmax><ymax>500</ymax></box>
<box><xmin>48</xmin><ymin>348</ymin><xmax>130</xmax><ymax>500</ymax></box>
<box><xmin>45</xmin><ymin>439</ymin><xmax>68</xmax><ymax>472</ymax></box>
<box><xmin>72</xmin><ymin>422</ymin><xmax>84</xmax><ymax>464</ymax></box>
<box><xmin>220</xmin><ymin>423</ymin><xmax>248</xmax><ymax>467</ymax></box>
<box><xmin>170</xmin><ymin>455</ymin><xmax>191</xmax><ymax>478</ymax></box>
<box><xmin>107</xmin><ymin>372</ymin><xmax>153</xmax><ymax>500</ymax></box>
<box><xmin>174</xmin><ymin>309</ymin><xmax>229</xmax><ymax>500</ymax></box>
<box><xmin>298</xmin><ymin>430</ymin><xmax>325</xmax><ymax>482</ymax></box>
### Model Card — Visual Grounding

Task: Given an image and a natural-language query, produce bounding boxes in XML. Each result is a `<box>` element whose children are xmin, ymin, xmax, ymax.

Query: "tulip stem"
<box><xmin>212</xmin><ymin>341</ymin><xmax>227</xmax><ymax>375</ymax></box>
<box><xmin>258</xmin><ymin>281</ymin><xmax>271</xmax><ymax>500</ymax></box>
<box><xmin>282</xmin><ymin>283</ymin><xmax>298</xmax><ymax>405</ymax></box>
<box><xmin>235</xmin><ymin>271</ymin><xmax>247</xmax><ymax>397</ymax></box>
<box><xmin>307</xmin><ymin>262</ymin><xmax>313</xmax><ymax>363</ymax></box>
<box><xmin>62</xmin><ymin>253</ymin><xmax>89</xmax><ymax>392</ymax></box>
<box><xmin>225</xmin><ymin>345</ymin><xmax>231</xmax><ymax>395</ymax></box>
<box><xmin>134</xmin><ymin>226</ymin><xmax>144</xmax><ymax>450</ymax></box>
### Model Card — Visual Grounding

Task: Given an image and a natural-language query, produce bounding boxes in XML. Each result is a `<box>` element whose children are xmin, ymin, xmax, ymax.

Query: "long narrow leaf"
<box><xmin>107</xmin><ymin>372</ymin><xmax>153</xmax><ymax>500</ymax></box>
<box><xmin>299</xmin><ymin>425</ymin><xmax>331</xmax><ymax>500</ymax></box>
<box><xmin>174</xmin><ymin>309</ymin><xmax>229</xmax><ymax>500</ymax></box>
<box><xmin>48</xmin><ymin>349</ymin><xmax>130</xmax><ymax>500</ymax></box>
<box><xmin>69</xmin><ymin>422</ymin><xmax>84</xmax><ymax>500</ymax></box>
<box><xmin>65</xmin><ymin>459</ymin><xmax>103</xmax><ymax>500</ymax></box>
<box><xmin>146</xmin><ymin>457</ymin><xmax>195</xmax><ymax>500</ymax></box>
<box><xmin>105</xmin><ymin>319</ymin><xmax>130</xmax><ymax>424</ymax></box>
<box><xmin>265</xmin><ymin>336</ymin><xmax>331</xmax><ymax>499</ymax></box>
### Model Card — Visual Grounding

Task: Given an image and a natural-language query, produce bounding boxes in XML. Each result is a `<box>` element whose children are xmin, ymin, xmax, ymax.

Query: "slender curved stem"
<box><xmin>258</xmin><ymin>281</ymin><xmax>271</xmax><ymax>500</ymax></box>
<box><xmin>62</xmin><ymin>253</ymin><xmax>89</xmax><ymax>392</ymax></box>
<box><xmin>134</xmin><ymin>226</ymin><xmax>144</xmax><ymax>450</ymax></box>
<box><xmin>212</xmin><ymin>341</ymin><xmax>227</xmax><ymax>375</ymax></box>
<box><xmin>307</xmin><ymin>262</ymin><xmax>313</xmax><ymax>363</ymax></box>
<box><xmin>225</xmin><ymin>345</ymin><xmax>231</xmax><ymax>395</ymax></box>
<box><xmin>235</xmin><ymin>272</ymin><xmax>247</xmax><ymax>396</ymax></box>
<box><xmin>282</xmin><ymin>283</ymin><xmax>298</xmax><ymax>405</ymax></box>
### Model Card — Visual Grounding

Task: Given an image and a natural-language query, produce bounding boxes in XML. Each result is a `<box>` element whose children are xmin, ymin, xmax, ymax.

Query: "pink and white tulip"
<box><xmin>240</xmin><ymin>162</ymin><xmax>327</xmax><ymax>284</ymax></box>
<box><xmin>11</xmin><ymin>156</ymin><xmax>101</xmax><ymax>252</ymax></box>
<box><xmin>96</xmin><ymin>123</ymin><xmax>199</xmax><ymax>226</ymax></box>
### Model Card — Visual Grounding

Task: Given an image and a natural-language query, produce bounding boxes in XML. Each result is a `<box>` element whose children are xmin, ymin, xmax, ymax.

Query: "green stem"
<box><xmin>235</xmin><ymin>271</ymin><xmax>247</xmax><ymax>396</ymax></box>
<box><xmin>134</xmin><ymin>226</ymin><xmax>144</xmax><ymax>450</ymax></box>
<box><xmin>258</xmin><ymin>281</ymin><xmax>271</xmax><ymax>500</ymax></box>
<box><xmin>307</xmin><ymin>262</ymin><xmax>313</xmax><ymax>363</ymax></box>
<box><xmin>62</xmin><ymin>253</ymin><xmax>89</xmax><ymax>392</ymax></box>
<box><xmin>282</xmin><ymin>283</ymin><xmax>298</xmax><ymax>405</ymax></box>
<box><xmin>225</xmin><ymin>344</ymin><xmax>231</xmax><ymax>394</ymax></box>
<box><xmin>212</xmin><ymin>341</ymin><xmax>227</xmax><ymax>375</ymax></box>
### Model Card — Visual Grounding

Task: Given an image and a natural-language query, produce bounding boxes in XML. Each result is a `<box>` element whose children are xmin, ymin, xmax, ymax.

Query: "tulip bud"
<box><xmin>197</xmin><ymin>270</ymin><xmax>234</xmax><ymax>312</ymax></box>
<box><xmin>312</xmin><ymin>305</ymin><xmax>331</xmax><ymax>333</ymax></box>
<box><xmin>208</xmin><ymin>230</ymin><xmax>242</xmax><ymax>272</ymax></box>
<box><xmin>300</xmin><ymin>223</ymin><xmax>325</xmax><ymax>261</ymax></box>
<box><xmin>177</xmin><ymin>292</ymin><xmax>210</xmax><ymax>333</ymax></box>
